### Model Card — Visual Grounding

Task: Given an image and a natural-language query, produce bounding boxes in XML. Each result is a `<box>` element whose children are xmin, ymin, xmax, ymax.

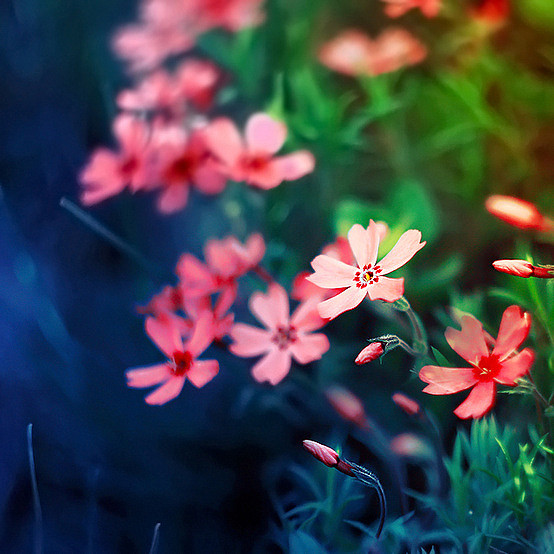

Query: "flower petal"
<box><xmin>187</xmin><ymin>359</ymin><xmax>219</xmax><ymax>388</ymax></box>
<box><xmin>229</xmin><ymin>323</ymin><xmax>273</xmax><ymax>357</ymax></box>
<box><xmin>157</xmin><ymin>184</ymin><xmax>189</xmax><ymax>213</ymax></box>
<box><xmin>348</xmin><ymin>223</ymin><xmax>378</xmax><ymax>268</ymax></box>
<box><xmin>445</xmin><ymin>315</ymin><xmax>489</xmax><ymax>365</ymax></box>
<box><xmin>454</xmin><ymin>381</ymin><xmax>496</xmax><ymax>419</ymax></box>
<box><xmin>272</xmin><ymin>151</ymin><xmax>315</xmax><ymax>181</ymax></box>
<box><xmin>184</xmin><ymin>311</ymin><xmax>214</xmax><ymax>356</ymax></box>
<box><xmin>367</xmin><ymin>276</ymin><xmax>404</xmax><ymax>302</ymax></box>
<box><xmin>249</xmin><ymin>284</ymin><xmax>289</xmax><ymax>330</ymax></box>
<box><xmin>317</xmin><ymin>286</ymin><xmax>367</xmax><ymax>320</ymax></box>
<box><xmin>251</xmin><ymin>348</ymin><xmax>292</xmax><ymax>385</ymax></box>
<box><xmin>145</xmin><ymin>315</ymin><xmax>183</xmax><ymax>357</ymax></box>
<box><xmin>290</xmin><ymin>333</ymin><xmax>330</xmax><ymax>364</ymax></box>
<box><xmin>377</xmin><ymin>229</ymin><xmax>426</xmax><ymax>275</ymax></box>
<box><xmin>291</xmin><ymin>297</ymin><xmax>327</xmax><ymax>332</ymax></box>
<box><xmin>492</xmin><ymin>306</ymin><xmax>532</xmax><ymax>361</ymax></box>
<box><xmin>145</xmin><ymin>376</ymin><xmax>186</xmax><ymax>405</ymax></box>
<box><xmin>495</xmin><ymin>348</ymin><xmax>534</xmax><ymax>385</ymax></box>
<box><xmin>419</xmin><ymin>365</ymin><xmax>478</xmax><ymax>394</ymax></box>
<box><xmin>245</xmin><ymin>113</ymin><xmax>287</xmax><ymax>154</ymax></box>
<box><xmin>204</xmin><ymin>117</ymin><xmax>244</xmax><ymax>166</ymax></box>
<box><xmin>126</xmin><ymin>363</ymin><xmax>169</xmax><ymax>388</ymax></box>
<box><xmin>308</xmin><ymin>254</ymin><xmax>356</xmax><ymax>288</ymax></box>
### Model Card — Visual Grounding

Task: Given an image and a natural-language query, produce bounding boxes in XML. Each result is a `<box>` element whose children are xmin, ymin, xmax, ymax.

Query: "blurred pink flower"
<box><xmin>230</xmin><ymin>284</ymin><xmax>329</xmax><ymax>385</ymax></box>
<box><xmin>308</xmin><ymin>220</ymin><xmax>425</xmax><ymax>320</ymax></box>
<box><xmin>175</xmin><ymin>59</ymin><xmax>221</xmax><ymax>111</ymax></box>
<box><xmin>204</xmin><ymin>113</ymin><xmax>315</xmax><ymax>189</ymax></box>
<box><xmin>392</xmin><ymin>392</ymin><xmax>422</xmax><ymax>417</ymax></box>
<box><xmin>126</xmin><ymin>312</ymin><xmax>218</xmax><ymax>405</ymax></box>
<box><xmin>80</xmin><ymin>115</ymin><xmax>154</xmax><ymax>205</ymax></box>
<box><xmin>485</xmin><ymin>195</ymin><xmax>553</xmax><ymax>232</ymax></box>
<box><xmin>390</xmin><ymin>433</ymin><xmax>431</xmax><ymax>458</ymax></box>
<box><xmin>470</xmin><ymin>0</ymin><xmax>510</xmax><ymax>24</ymax></box>
<box><xmin>318</xmin><ymin>28</ymin><xmax>427</xmax><ymax>77</ymax></box>
<box><xmin>325</xmin><ymin>387</ymin><xmax>368</xmax><ymax>428</ymax></box>
<box><xmin>419</xmin><ymin>306</ymin><xmax>534</xmax><ymax>419</ymax></box>
<box><xmin>176</xmin><ymin>233</ymin><xmax>266</xmax><ymax>299</ymax></box>
<box><xmin>493</xmin><ymin>259</ymin><xmax>553</xmax><ymax>279</ymax></box>
<box><xmin>155</xmin><ymin>126</ymin><xmax>227</xmax><ymax>213</ymax></box>
<box><xmin>183</xmin><ymin>289</ymin><xmax>235</xmax><ymax>341</ymax></box>
<box><xmin>381</xmin><ymin>0</ymin><xmax>441</xmax><ymax>18</ymax></box>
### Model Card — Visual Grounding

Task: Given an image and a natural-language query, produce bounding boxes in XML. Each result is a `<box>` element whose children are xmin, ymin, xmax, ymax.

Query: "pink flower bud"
<box><xmin>355</xmin><ymin>342</ymin><xmax>384</xmax><ymax>365</ymax></box>
<box><xmin>493</xmin><ymin>259</ymin><xmax>553</xmax><ymax>279</ymax></box>
<box><xmin>392</xmin><ymin>393</ymin><xmax>422</xmax><ymax>417</ymax></box>
<box><xmin>302</xmin><ymin>440</ymin><xmax>339</xmax><ymax>467</ymax></box>
<box><xmin>390</xmin><ymin>433</ymin><xmax>431</xmax><ymax>458</ymax></box>
<box><xmin>485</xmin><ymin>195</ymin><xmax>553</xmax><ymax>232</ymax></box>
<box><xmin>325</xmin><ymin>387</ymin><xmax>368</xmax><ymax>427</ymax></box>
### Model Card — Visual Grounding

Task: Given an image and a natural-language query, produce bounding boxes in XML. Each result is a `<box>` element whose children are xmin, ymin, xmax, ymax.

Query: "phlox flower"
<box><xmin>176</xmin><ymin>233</ymin><xmax>266</xmax><ymax>300</ymax></box>
<box><xmin>126</xmin><ymin>312</ymin><xmax>219</xmax><ymax>405</ymax></box>
<box><xmin>381</xmin><ymin>0</ymin><xmax>441</xmax><ymax>19</ymax></box>
<box><xmin>183</xmin><ymin>289</ymin><xmax>235</xmax><ymax>342</ymax></box>
<box><xmin>230</xmin><ymin>284</ymin><xmax>329</xmax><ymax>385</ymax></box>
<box><xmin>318</xmin><ymin>28</ymin><xmax>427</xmax><ymax>77</ymax></box>
<box><xmin>307</xmin><ymin>220</ymin><xmax>425</xmax><ymax>320</ymax></box>
<box><xmin>174</xmin><ymin>59</ymin><xmax>221</xmax><ymax>111</ymax></box>
<box><xmin>419</xmin><ymin>305</ymin><xmax>534</xmax><ymax>419</ymax></box>
<box><xmin>204</xmin><ymin>113</ymin><xmax>315</xmax><ymax>189</ymax></box>
<box><xmin>154</xmin><ymin>126</ymin><xmax>227</xmax><ymax>213</ymax></box>
<box><xmin>80</xmin><ymin>115</ymin><xmax>154</xmax><ymax>205</ymax></box>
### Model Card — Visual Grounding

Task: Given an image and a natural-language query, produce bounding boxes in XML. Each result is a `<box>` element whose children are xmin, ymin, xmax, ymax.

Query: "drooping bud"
<box><xmin>325</xmin><ymin>387</ymin><xmax>368</xmax><ymax>428</ymax></box>
<box><xmin>392</xmin><ymin>392</ymin><xmax>422</xmax><ymax>417</ymax></box>
<box><xmin>302</xmin><ymin>440</ymin><xmax>339</xmax><ymax>467</ymax></box>
<box><xmin>485</xmin><ymin>195</ymin><xmax>553</xmax><ymax>232</ymax></box>
<box><xmin>493</xmin><ymin>259</ymin><xmax>554</xmax><ymax>279</ymax></box>
<box><xmin>355</xmin><ymin>342</ymin><xmax>384</xmax><ymax>364</ymax></box>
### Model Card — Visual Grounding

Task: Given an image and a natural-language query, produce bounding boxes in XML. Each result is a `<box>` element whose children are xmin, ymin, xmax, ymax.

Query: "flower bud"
<box><xmin>493</xmin><ymin>259</ymin><xmax>553</xmax><ymax>279</ymax></box>
<box><xmin>390</xmin><ymin>433</ymin><xmax>431</xmax><ymax>459</ymax></box>
<box><xmin>325</xmin><ymin>387</ymin><xmax>368</xmax><ymax>427</ymax></box>
<box><xmin>355</xmin><ymin>342</ymin><xmax>384</xmax><ymax>364</ymax></box>
<box><xmin>392</xmin><ymin>392</ymin><xmax>422</xmax><ymax>417</ymax></box>
<box><xmin>485</xmin><ymin>195</ymin><xmax>553</xmax><ymax>232</ymax></box>
<box><xmin>302</xmin><ymin>440</ymin><xmax>339</xmax><ymax>467</ymax></box>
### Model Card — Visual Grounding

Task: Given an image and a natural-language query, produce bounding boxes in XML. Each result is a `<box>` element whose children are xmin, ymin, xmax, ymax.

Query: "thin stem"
<box><xmin>396</xmin><ymin>337</ymin><xmax>419</xmax><ymax>357</ymax></box>
<box><xmin>60</xmin><ymin>197</ymin><xmax>165</xmax><ymax>280</ymax></box>
<box><xmin>148</xmin><ymin>523</ymin><xmax>161</xmax><ymax>554</ymax></box>
<box><xmin>27</xmin><ymin>424</ymin><xmax>43</xmax><ymax>554</ymax></box>
<box><xmin>251</xmin><ymin>264</ymin><xmax>274</xmax><ymax>285</ymax></box>
<box><xmin>527</xmin><ymin>274</ymin><xmax>554</xmax><ymax>344</ymax></box>
<box><xmin>405</xmin><ymin>304</ymin><xmax>428</xmax><ymax>355</ymax></box>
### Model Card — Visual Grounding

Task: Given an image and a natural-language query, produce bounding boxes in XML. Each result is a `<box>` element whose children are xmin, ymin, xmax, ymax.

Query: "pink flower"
<box><xmin>79</xmin><ymin>115</ymin><xmax>154</xmax><ymax>205</ymax></box>
<box><xmin>307</xmin><ymin>220</ymin><xmax>425</xmax><ymax>320</ymax></box>
<box><xmin>302</xmin><ymin>440</ymin><xmax>340</xmax><ymax>467</ymax></box>
<box><xmin>192</xmin><ymin>0</ymin><xmax>265</xmax><ymax>33</ymax></box>
<box><xmin>230</xmin><ymin>284</ymin><xmax>329</xmax><ymax>385</ymax></box>
<box><xmin>485</xmin><ymin>195</ymin><xmax>553</xmax><ymax>232</ymax></box>
<box><xmin>419</xmin><ymin>306</ymin><xmax>534</xmax><ymax>419</ymax></box>
<box><xmin>381</xmin><ymin>0</ymin><xmax>441</xmax><ymax>19</ymax></box>
<box><xmin>183</xmin><ymin>290</ymin><xmax>235</xmax><ymax>341</ymax></box>
<box><xmin>155</xmin><ymin>126</ymin><xmax>227</xmax><ymax>213</ymax></box>
<box><xmin>470</xmin><ymin>0</ymin><xmax>510</xmax><ymax>25</ymax></box>
<box><xmin>175</xmin><ymin>59</ymin><xmax>221</xmax><ymax>111</ymax></box>
<box><xmin>126</xmin><ymin>312</ymin><xmax>219</xmax><ymax>405</ymax></box>
<box><xmin>204</xmin><ymin>113</ymin><xmax>315</xmax><ymax>189</ymax></box>
<box><xmin>318</xmin><ymin>28</ymin><xmax>427</xmax><ymax>77</ymax></box>
<box><xmin>392</xmin><ymin>392</ymin><xmax>421</xmax><ymax>416</ymax></box>
<box><xmin>493</xmin><ymin>259</ymin><xmax>553</xmax><ymax>279</ymax></box>
<box><xmin>390</xmin><ymin>433</ymin><xmax>431</xmax><ymax>458</ymax></box>
<box><xmin>176</xmin><ymin>233</ymin><xmax>265</xmax><ymax>300</ymax></box>
<box><xmin>325</xmin><ymin>387</ymin><xmax>368</xmax><ymax>428</ymax></box>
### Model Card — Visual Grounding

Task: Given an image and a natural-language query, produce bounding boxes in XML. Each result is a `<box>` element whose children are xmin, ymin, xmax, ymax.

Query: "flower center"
<box><xmin>353</xmin><ymin>264</ymin><xmax>382</xmax><ymax>288</ymax></box>
<box><xmin>169</xmin><ymin>350</ymin><xmax>193</xmax><ymax>376</ymax></box>
<box><xmin>272</xmin><ymin>325</ymin><xmax>297</xmax><ymax>350</ymax></box>
<box><xmin>244</xmin><ymin>154</ymin><xmax>269</xmax><ymax>172</ymax></box>
<box><xmin>120</xmin><ymin>156</ymin><xmax>138</xmax><ymax>178</ymax></box>
<box><xmin>473</xmin><ymin>354</ymin><xmax>502</xmax><ymax>381</ymax></box>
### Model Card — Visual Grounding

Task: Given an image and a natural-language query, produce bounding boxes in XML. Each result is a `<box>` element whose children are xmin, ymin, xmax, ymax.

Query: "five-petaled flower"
<box><xmin>126</xmin><ymin>312</ymin><xmax>219</xmax><ymax>405</ymax></box>
<box><xmin>204</xmin><ymin>113</ymin><xmax>315</xmax><ymax>189</ymax></box>
<box><xmin>307</xmin><ymin>220</ymin><xmax>425</xmax><ymax>320</ymax></box>
<box><xmin>419</xmin><ymin>306</ymin><xmax>534</xmax><ymax>419</ymax></box>
<box><xmin>230</xmin><ymin>284</ymin><xmax>329</xmax><ymax>385</ymax></box>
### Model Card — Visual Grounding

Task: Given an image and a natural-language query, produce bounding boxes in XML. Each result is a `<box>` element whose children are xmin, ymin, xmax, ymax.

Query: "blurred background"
<box><xmin>1</xmin><ymin>0</ymin><xmax>553</xmax><ymax>552</ymax></box>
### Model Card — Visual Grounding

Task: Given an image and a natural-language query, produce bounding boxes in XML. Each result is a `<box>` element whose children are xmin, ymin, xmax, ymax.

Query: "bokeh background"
<box><xmin>1</xmin><ymin>0</ymin><xmax>553</xmax><ymax>552</ymax></box>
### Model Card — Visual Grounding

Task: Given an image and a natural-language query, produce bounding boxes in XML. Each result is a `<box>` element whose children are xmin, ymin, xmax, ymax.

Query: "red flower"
<box><xmin>230</xmin><ymin>284</ymin><xmax>329</xmax><ymax>385</ymax></box>
<box><xmin>126</xmin><ymin>312</ymin><xmax>218</xmax><ymax>405</ymax></box>
<box><xmin>381</xmin><ymin>0</ymin><xmax>441</xmax><ymax>19</ymax></box>
<box><xmin>419</xmin><ymin>306</ymin><xmax>534</xmax><ymax>419</ymax></box>
<box><xmin>493</xmin><ymin>259</ymin><xmax>554</xmax><ymax>279</ymax></box>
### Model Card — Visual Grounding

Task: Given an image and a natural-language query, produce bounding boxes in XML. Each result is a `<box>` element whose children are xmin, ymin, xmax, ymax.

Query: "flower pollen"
<box><xmin>272</xmin><ymin>325</ymin><xmax>297</xmax><ymax>349</ymax></box>
<box><xmin>354</xmin><ymin>264</ymin><xmax>382</xmax><ymax>288</ymax></box>
<box><xmin>474</xmin><ymin>354</ymin><xmax>501</xmax><ymax>380</ymax></box>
